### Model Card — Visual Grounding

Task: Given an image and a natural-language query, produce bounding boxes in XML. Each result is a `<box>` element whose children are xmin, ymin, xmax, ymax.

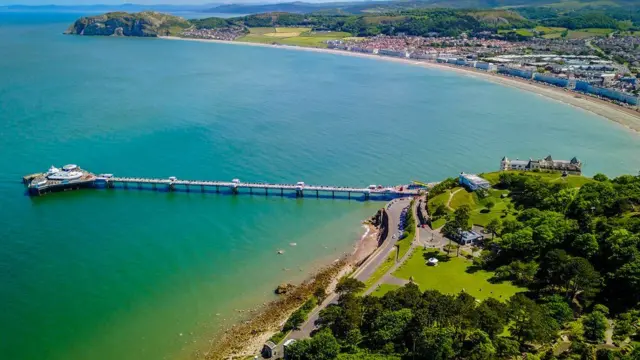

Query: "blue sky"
<box><xmin>0</xmin><ymin>0</ymin><xmax>341</xmax><ymax>4</ymax></box>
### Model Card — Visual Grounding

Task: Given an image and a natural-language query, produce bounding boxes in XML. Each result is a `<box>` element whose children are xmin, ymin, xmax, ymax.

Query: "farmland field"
<box><xmin>237</xmin><ymin>27</ymin><xmax>351</xmax><ymax>48</ymax></box>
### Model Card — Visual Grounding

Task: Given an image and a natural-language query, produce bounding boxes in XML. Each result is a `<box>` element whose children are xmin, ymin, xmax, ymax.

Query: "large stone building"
<box><xmin>500</xmin><ymin>155</ymin><xmax>582</xmax><ymax>174</ymax></box>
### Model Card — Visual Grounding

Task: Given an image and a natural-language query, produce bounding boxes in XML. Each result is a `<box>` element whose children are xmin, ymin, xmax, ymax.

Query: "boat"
<box><xmin>98</xmin><ymin>174</ymin><xmax>113</xmax><ymax>178</ymax></box>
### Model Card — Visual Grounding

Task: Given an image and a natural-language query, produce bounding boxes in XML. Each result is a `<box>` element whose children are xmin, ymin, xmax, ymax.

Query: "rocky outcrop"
<box><xmin>64</xmin><ymin>11</ymin><xmax>190</xmax><ymax>37</ymax></box>
<box><xmin>275</xmin><ymin>283</ymin><xmax>294</xmax><ymax>295</ymax></box>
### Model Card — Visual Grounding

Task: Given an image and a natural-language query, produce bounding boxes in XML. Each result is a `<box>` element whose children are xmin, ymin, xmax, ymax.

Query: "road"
<box><xmin>271</xmin><ymin>197</ymin><xmax>412</xmax><ymax>357</ymax></box>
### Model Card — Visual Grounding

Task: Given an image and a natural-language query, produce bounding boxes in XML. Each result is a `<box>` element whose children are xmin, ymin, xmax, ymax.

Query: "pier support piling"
<box><xmin>265</xmin><ymin>188</ymin><xmax>268</xmax><ymax>196</ymax></box>
<box><xmin>232</xmin><ymin>186</ymin><xmax>238</xmax><ymax>195</ymax></box>
<box><xmin>201</xmin><ymin>185</ymin><xmax>204</xmax><ymax>192</ymax></box>
<box><xmin>316</xmin><ymin>190</ymin><xmax>319</xmax><ymax>198</ymax></box>
<box><xmin>216</xmin><ymin>185</ymin><xmax>219</xmax><ymax>193</ymax></box>
<box><xmin>281</xmin><ymin>188</ymin><xmax>283</xmax><ymax>197</ymax></box>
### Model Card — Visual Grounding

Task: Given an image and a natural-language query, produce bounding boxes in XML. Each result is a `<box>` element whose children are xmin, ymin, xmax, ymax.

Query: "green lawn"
<box><xmin>450</xmin><ymin>188</ymin><xmax>475</xmax><ymax>209</ymax></box>
<box><xmin>393</xmin><ymin>249</ymin><xmax>525</xmax><ymax>301</ymax></box>
<box><xmin>567</xmin><ymin>28</ymin><xmax>613</xmax><ymax>39</ymax></box>
<box><xmin>370</xmin><ymin>283</ymin><xmax>401</xmax><ymax>297</ymax></box>
<box><xmin>363</xmin><ymin>251</ymin><xmax>396</xmax><ymax>290</ymax></box>
<box><xmin>431</xmin><ymin>217</ymin><xmax>446</xmax><ymax>229</ymax></box>
<box><xmin>237</xmin><ymin>28</ymin><xmax>349</xmax><ymax>48</ymax></box>
<box><xmin>498</xmin><ymin>28</ymin><xmax>533</xmax><ymax>37</ymax></box>
<box><xmin>480</xmin><ymin>171</ymin><xmax>592</xmax><ymax>188</ymax></box>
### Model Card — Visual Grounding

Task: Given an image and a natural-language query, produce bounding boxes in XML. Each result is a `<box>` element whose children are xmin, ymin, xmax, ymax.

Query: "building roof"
<box><xmin>460</xmin><ymin>173</ymin><xmax>490</xmax><ymax>185</ymax></box>
<box><xmin>460</xmin><ymin>230</ymin><xmax>483</xmax><ymax>242</ymax></box>
<box><xmin>264</xmin><ymin>341</ymin><xmax>277</xmax><ymax>349</ymax></box>
<box><xmin>510</xmin><ymin>160</ymin><xmax>529</xmax><ymax>166</ymax></box>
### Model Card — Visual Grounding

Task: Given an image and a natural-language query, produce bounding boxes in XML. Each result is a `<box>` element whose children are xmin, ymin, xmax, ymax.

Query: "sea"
<box><xmin>1</xmin><ymin>11</ymin><xmax>639</xmax><ymax>360</ymax></box>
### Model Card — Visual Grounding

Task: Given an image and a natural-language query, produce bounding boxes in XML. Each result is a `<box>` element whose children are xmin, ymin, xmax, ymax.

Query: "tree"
<box><xmin>486</xmin><ymin>218</ymin><xmax>502</xmax><ymax>239</ymax></box>
<box><xmin>286</xmin><ymin>329</ymin><xmax>340</xmax><ymax>360</ymax></box>
<box><xmin>613</xmin><ymin>312</ymin><xmax>637</xmax><ymax>341</ymax></box>
<box><xmin>572</xmin><ymin>233</ymin><xmax>599</xmax><ymax>260</ymax></box>
<box><xmin>414</xmin><ymin>326</ymin><xmax>455</xmax><ymax>360</ymax></box>
<box><xmin>473</xmin><ymin>298</ymin><xmax>508</xmax><ymax>338</ymax></box>
<box><xmin>368</xmin><ymin>308</ymin><xmax>412</xmax><ymax>351</ymax></box>
<box><xmin>336</xmin><ymin>278</ymin><xmax>365</xmax><ymax>295</ymax></box>
<box><xmin>461</xmin><ymin>329</ymin><xmax>496</xmax><ymax>360</ymax></box>
<box><xmin>508</xmin><ymin>293</ymin><xmax>559</xmax><ymax>346</ymax></box>
<box><xmin>494</xmin><ymin>337</ymin><xmax>520</xmax><ymax>358</ymax></box>
<box><xmin>582</xmin><ymin>310</ymin><xmax>608</xmax><ymax>343</ymax></box>
<box><xmin>442</xmin><ymin>204</ymin><xmax>472</xmax><ymax>239</ymax></box>
<box><xmin>540</xmin><ymin>295</ymin><xmax>574</xmax><ymax>325</ymax></box>
<box><xmin>284</xmin><ymin>310</ymin><xmax>306</xmax><ymax>331</ymax></box>
<box><xmin>593</xmin><ymin>173</ymin><xmax>609</xmax><ymax>182</ymax></box>
<box><xmin>485</xmin><ymin>201</ymin><xmax>495</xmax><ymax>212</ymax></box>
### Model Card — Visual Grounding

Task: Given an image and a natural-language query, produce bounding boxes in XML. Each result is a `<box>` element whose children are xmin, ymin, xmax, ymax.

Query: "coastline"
<box><xmin>161</xmin><ymin>36</ymin><xmax>640</xmax><ymax>134</ymax></box>
<box><xmin>198</xmin><ymin>216</ymin><xmax>381</xmax><ymax>359</ymax></box>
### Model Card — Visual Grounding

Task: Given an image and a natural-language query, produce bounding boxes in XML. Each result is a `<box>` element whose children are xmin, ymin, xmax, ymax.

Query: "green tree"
<box><xmin>414</xmin><ymin>326</ymin><xmax>455</xmax><ymax>360</ymax></box>
<box><xmin>286</xmin><ymin>329</ymin><xmax>341</xmax><ymax>360</ymax></box>
<box><xmin>494</xmin><ymin>337</ymin><xmax>520</xmax><ymax>358</ymax></box>
<box><xmin>461</xmin><ymin>329</ymin><xmax>496</xmax><ymax>360</ymax></box>
<box><xmin>485</xmin><ymin>201</ymin><xmax>495</xmax><ymax>212</ymax></box>
<box><xmin>336</xmin><ymin>278</ymin><xmax>365</xmax><ymax>295</ymax></box>
<box><xmin>369</xmin><ymin>308</ymin><xmax>413</xmax><ymax>351</ymax></box>
<box><xmin>508</xmin><ymin>293</ymin><xmax>559</xmax><ymax>346</ymax></box>
<box><xmin>582</xmin><ymin>310</ymin><xmax>608</xmax><ymax>343</ymax></box>
<box><xmin>486</xmin><ymin>218</ymin><xmax>502</xmax><ymax>239</ymax></box>
<box><xmin>473</xmin><ymin>298</ymin><xmax>508</xmax><ymax>338</ymax></box>
<box><xmin>540</xmin><ymin>295</ymin><xmax>574</xmax><ymax>325</ymax></box>
<box><xmin>613</xmin><ymin>312</ymin><xmax>637</xmax><ymax>341</ymax></box>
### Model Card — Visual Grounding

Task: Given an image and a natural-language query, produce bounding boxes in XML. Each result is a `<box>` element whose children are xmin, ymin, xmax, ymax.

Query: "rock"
<box><xmin>274</xmin><ymin>283</ymin><xmax>294</xmax><ymax>295</ymax></box>
<box><xmin>64</xmin><ymin>11</ymin><xmax>190</xmax><ymax>37</ymax></box>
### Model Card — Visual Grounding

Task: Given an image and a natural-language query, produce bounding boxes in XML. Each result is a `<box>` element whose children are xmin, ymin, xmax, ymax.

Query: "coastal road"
<box><xmin>273</xmin><ymin>197</ymin><xmax>412</xmax><ymax>357</ymax></box>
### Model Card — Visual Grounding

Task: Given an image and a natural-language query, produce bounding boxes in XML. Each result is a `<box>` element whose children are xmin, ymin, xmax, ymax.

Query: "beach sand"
<box><xmin>161</xmin><ymin>36</ymin><xmax>640</xmax><ymax>133</ymax></box>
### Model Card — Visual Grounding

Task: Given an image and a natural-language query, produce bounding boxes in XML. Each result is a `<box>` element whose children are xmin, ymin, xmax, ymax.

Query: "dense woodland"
<box><xmin>285</xmin><ymin>172</ymin><xmax>640</xmax><ymax>359</ymax></box>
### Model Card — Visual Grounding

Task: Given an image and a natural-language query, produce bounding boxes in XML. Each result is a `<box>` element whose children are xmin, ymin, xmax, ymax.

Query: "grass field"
<box><xmin>370</xmin><ymin>283</ymin><xmax>401</xmax><ymax>297</ymax></box>
<box><xmin>479</xmin><ymin>171</ymin><xmax>592</xmax><ymax>188</ymax></box>
<box><xmin>428</xmin><ymin>171</ymin><xmax>591</xmax><ymax>228</ymax></box>
<box><xmin>567</xmin><ymin>28</ymin><xmax>613</xmax><ymax>39</ymax></box>
<box><xmin>363</xmin><ymin>251</ymin><xmax>396</xmax><ymax>290</ymax></box>
<box><xmin>498</xmin><ymin>28</ymin><xmax>534</xmax><ymax>37</ymax></box>
<box><xmin>237</xmin><ymin>27</ymin><xmax>351</xmax><ymax>48</ymax></box>
<box><xmin>393</xmin><ymin>249</ymin><xmax>525</xmax><ymax>301</ymax></box>
<box><xmin>535</xmin><ymin>26</ymin><xmax>567</xmax><ymax>39</ymax></box>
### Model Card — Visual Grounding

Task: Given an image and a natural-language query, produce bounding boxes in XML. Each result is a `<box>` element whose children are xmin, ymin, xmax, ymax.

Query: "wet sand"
<box><xmin>161</xmin><ymin>36</ymin><xmax>640</xmax><ymax>133</ymax></box>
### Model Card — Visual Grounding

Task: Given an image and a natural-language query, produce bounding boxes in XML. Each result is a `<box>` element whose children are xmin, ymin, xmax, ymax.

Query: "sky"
<box><xmin>0</xmin><ymin>0</ymin><xmax>344</xmax><ymax>4</ymax></box>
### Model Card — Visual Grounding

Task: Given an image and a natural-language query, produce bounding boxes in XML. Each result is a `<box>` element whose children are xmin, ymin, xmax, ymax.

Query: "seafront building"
<box><xmin>501</xmin><ymin>155</ymin><xmax>582</xmax><ymax>174</ymax></box>
<box><xmin>459</xmin><ymin>173</ymin><xmax>490</xmax><ymax>191</ymax></box>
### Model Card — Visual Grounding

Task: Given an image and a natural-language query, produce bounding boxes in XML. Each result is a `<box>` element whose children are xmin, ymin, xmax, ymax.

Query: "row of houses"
<box><xmin>497</xmin><ymin>65</ymin><xmax>639</xmax><ymax>106</ymax></box>
<box><xmin>436</xmin><ymin>57</ymin><xmax>498</xmax><ymax>71</ymax></box>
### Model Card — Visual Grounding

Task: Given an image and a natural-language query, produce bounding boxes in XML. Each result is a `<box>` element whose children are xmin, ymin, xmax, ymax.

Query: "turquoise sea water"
<box><xmin>1</xmin><ymin>12</ymin><xmax>640</xmax><ymax>360</ymax></box>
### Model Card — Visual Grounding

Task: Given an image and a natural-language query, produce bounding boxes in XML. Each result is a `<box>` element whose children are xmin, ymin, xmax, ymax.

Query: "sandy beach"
<box><xmin>161</xmin><ymin>36</ymin><xmax>640</xmax><ymax>134</ymax></box>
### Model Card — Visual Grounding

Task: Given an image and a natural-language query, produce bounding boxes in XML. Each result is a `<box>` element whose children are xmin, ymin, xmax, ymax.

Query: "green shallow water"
<box><xmin>2</xmin><ymin>11</ymin><xmax>640</xmax><ymax>360</ymax></box>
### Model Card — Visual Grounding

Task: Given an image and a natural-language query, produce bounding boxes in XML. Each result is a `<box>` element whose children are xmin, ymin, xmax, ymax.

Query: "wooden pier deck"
<box><xmin>25</xmin><ymin>167</ymin><xmax>424</xmax><ymax>199</ymax></box>
<box><xmin>106</xmin><ymin>177</ymin><xmax>422</xmax><ymax>199</ymax></box>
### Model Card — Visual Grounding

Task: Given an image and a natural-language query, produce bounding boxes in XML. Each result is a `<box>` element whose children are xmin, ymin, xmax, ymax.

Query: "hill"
<box><xmin>204</xmin><ymin>0</ymin><xmax>637</xmax><ymax>15</ymax></box>
<box><xmin>64</xmin><ymin>11</ymin><xmax>191</xmax><ymax>37</ymax></box>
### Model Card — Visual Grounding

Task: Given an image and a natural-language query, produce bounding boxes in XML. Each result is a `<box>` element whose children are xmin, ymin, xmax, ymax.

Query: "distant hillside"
<box><xmin>64</xmin><ymin>12</ymin><xmax>190</xmax><ymax>37</ymax></box>
<box><xmin>205</xmin><ymin>0</ymin><xmax>637</xmax><ymax>15</ymax></box>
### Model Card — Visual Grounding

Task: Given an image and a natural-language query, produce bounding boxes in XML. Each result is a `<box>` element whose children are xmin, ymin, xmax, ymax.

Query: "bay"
<box><xmin>1</xmin><ymin>12</ymin><xmax>639</xmax><ymax>360</ymax></box>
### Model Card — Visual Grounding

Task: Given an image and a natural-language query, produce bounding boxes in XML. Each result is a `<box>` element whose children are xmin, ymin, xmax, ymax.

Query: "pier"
<box><xmin>24</xmin><ymin>165</ymin><xmax>424</xmax><ymax>200</ymax></box>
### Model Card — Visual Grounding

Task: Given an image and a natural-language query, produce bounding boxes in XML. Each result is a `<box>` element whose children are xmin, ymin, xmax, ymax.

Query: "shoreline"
<box><xmin>161</xmin><ymin>36</ymin><xmax>640</xmax><ymax>134</ymax></box>
<box><xmin>197</xmin><ymin>214</ymin><xmax>381</xmax><ymax>359</ymax></box>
